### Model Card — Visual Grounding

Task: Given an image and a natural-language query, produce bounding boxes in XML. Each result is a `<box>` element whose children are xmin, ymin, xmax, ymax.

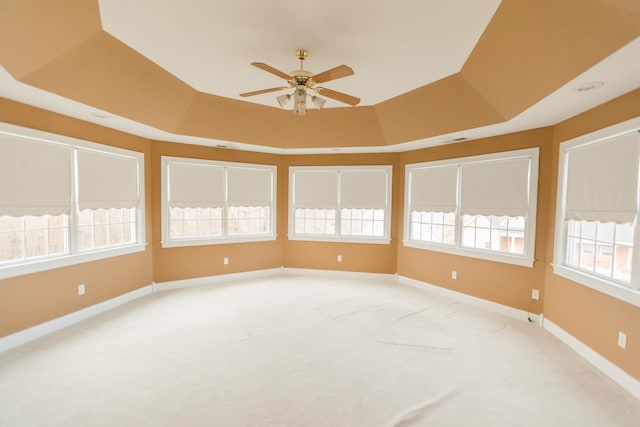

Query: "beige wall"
<box><xmin>396</xmin><ymin>128</ymin><xmax>553</xmax><ymax>314</ymax></box>
<box><xmin>0</xmin><ymin>99</ymin><xmax>154</xmax><ymax>337</ymax></box>
<box><xmin>150</xmin><ymin>141</ymin><xmax>284</xmax><ymax>283</ymax></box>
<box><xmin>543</xmin><ymin>89</ymin><xmax>640</xmax><ymax>381</ymax></box>
<box><xmin>1</xmin><ymin>91</ymin><xmax>639</xmax><ymax>383</ymax></box>
<box><xmin>281</xmin><ymin>153</ymin><xmax>400</xmax><ymax>274</ymax></box>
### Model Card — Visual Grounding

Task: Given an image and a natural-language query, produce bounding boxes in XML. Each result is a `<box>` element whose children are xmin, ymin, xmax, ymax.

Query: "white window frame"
<box><xmin>552</xmin><ymin>117</ymin><xmax>640</xmax><ymax>307</ymax></box>
<box><xmin>0</xmin><ymin>123</ymin><xmax>146</xmax><ymax>280</ymax></box>
<box><xmin>404</xmin><ymin>148</ymin><xmax>539</xmax><ymax>267</ymax></box>
<box><xmin>161</xmin><ymin>156</ymin><xmax>277</xmax><ymax>247</ymax></box>
<box><xmin>288</xmin><ymin>166</ymin><xmax>393</xmax><ymax>244</ymax></box>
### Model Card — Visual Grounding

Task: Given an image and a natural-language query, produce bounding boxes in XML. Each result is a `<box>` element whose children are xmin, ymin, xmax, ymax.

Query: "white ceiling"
<box><xmin>98</xmin><ymin>0</ymin><xmax>502</xmax><ymax>108</ymax></box>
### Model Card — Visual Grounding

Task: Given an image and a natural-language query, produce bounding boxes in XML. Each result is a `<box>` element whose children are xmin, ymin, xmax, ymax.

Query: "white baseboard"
<box><xmin>543</xmin><ymin>318</ymin><xmax>640</xmax><ymax>400</ymax></box>
<box><xmin>283</xmin><ymin>267</ymin><xmax>396</xmax><ymax>282</ymax></box>
<box><xmin>397</xmin><ymin>275</ymin><xmax>544</xmax><ymax>326</ymax></box>
<box><xmin>0</xmin><ymin>284</ymin><xmax>153</xmax><ymax>354</ymax></box>
<box><xmin>152</xmin><ymin>268</ymin><xmax>283</xmax><ymax>292</ymax></box>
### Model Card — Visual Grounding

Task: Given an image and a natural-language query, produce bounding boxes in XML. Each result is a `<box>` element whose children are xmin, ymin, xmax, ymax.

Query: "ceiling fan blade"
<box><xmin>240</xmin><ymin>87</ymin><xmax>288</xmax><ymax>97</ymax></box>
<box><xmin>251</xmin><ymin>62</ymin><xmax>292</xmax><ymax>81</ymax></box>
<box><xmin>312</xmin><ymin>65</ymin><xmax>354</xmax><ymax>84</ymax></box>
<box><xmin>317</xmin><ymin>87</ymin><xmax>360</xmax><ymax>106</ymax></box>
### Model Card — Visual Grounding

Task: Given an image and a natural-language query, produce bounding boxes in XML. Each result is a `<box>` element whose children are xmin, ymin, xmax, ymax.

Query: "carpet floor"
<box><xmin>0</xmin><ymin>274</ymin><xmax>639</xmax><ymax>426</ymax></box>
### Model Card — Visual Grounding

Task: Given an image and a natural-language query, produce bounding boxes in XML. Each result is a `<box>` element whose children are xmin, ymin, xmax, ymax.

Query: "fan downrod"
<box><xmin>295</xmin><ymin>49</ymin><xmax>309</xmax><ymax>70</ymax></box>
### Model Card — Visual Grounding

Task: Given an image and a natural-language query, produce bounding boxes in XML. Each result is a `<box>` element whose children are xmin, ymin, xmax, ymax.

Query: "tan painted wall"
<box><xmin>2</xmin><ymin>92</ymin><xmax>639</xmax><ymax>386</ymax></box>
<box><xmin>150</xmin><ymin>141</ymin><xmax>284</xmax><ymax>283</ymax></box>
<box><xmin>0</xmin><ymin>99</ymin><xmax>154</xmax><ymax>337</ymax></box>
<box><xmin>396</xmin><ymin>128</ymin><xmax>553</xmax><ymax>313</ymax></box>
<box><xmin>544</xmin><ymin>89</ymin><xmax>640</xmax><ymax>381</ymax></box>
<box><xmin>281</xmin><ymin>153</ymin><xmax>400</xmax><ymax>274</ymax></box>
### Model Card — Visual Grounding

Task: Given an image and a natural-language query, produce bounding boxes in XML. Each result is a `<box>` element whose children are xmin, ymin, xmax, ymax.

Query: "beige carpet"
<box><xmin>0</xmin><ymin>274</ymin><xmax>638</xmax><ymax>426</ymax></box>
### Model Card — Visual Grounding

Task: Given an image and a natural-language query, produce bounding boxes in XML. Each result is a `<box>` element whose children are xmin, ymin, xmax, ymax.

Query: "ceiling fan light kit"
<box><xmin>312</xmin><ymin>96</ymin><xmax>326</xmax><ymax>109</ymax></box>
<box><xmin>276</xmin><ymin>93</ymin><xmax>291</xmax><ymax>108</ymax></box>
<box><xmin>240</xmin><ymin>49</ymin><xmax>360</xmax><ymax>116</ymax></box>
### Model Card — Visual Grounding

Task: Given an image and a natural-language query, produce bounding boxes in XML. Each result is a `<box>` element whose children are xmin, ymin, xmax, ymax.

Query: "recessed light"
<box><xmin>576</xmin><ymin>81</ymin><xmax>605</xmax><ymax>92</ymax></box>
<box><xmin>89</xmin><ymin>111</ymin><xmax>110</xmax><ymax>119</ymax></box>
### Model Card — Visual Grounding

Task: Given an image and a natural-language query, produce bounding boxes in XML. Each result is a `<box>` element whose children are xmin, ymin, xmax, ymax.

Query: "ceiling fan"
<box><xmin>240</xmin><ymin>49</ymin><xmax>360</xmax><ymax>115</ymax></box>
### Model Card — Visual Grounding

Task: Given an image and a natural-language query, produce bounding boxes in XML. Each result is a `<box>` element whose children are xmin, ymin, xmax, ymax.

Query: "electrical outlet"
<box><xmin>78</xmin><ymin>284</ymin><xmax>85</xmax><ymax>296</ymax></box>
<box><xmin>532</xmin><ymin>289</ymin><xmax>539</xmax><ymax>300</ymax></box>
<box><xmin>337</xmin><ymin>255</ymin><xmax>342</xmax><ymax>262</ymax></box>
<box><xmin>451</xmin><ymin>271</ymin><xmax>457</xmax><ymax>279</ymax></box>
<box><xmin>223</xmin><ymin>257</ymin><xmax>229</xmax><ymax>265</ymax></box>
<box><xmin>618</xmin><ymin>331</ymin><xmax>627</xmax><ymax>349</ymax></box>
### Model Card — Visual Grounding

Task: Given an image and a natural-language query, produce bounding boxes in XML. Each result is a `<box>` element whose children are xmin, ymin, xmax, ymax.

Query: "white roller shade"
<box><xmin>410</xmin><ymin>165</ymin><xmax>458</xmax><ymax>213</ymax></box>
<box><xmin>340</xmin><ymin>170</ymin><xmax>388</xmax><ymax>209</ymax></box>
<box><xmin>294</xmin><ymin>170</ymin><xmax>338</xmax><ymax>210</ymax></box>
<box><xmin>0</xmin><ymin>134</ymin><xmax>72</xmax><ymax>216</ymax></box>
<box><xmin>77</xmin><ymin>149</ymin><xmax>140</xmax><ymax>210</ymax></box>
<box><xmin>461</xmin><ymin>157</ymin><xmax>531</xmax><ymax>217</ymax></box>
<box><xmin>227</xmin><ymin>167</ymin><xmax>273</xmax><ymax>207</ymax></box>
<box><xmin>168</xmin><ymin>162</ymin><xmax>224</xmax><ymax>209</ymax></box>
<box><xmin>565</xmin><ymin>132</ymin><xmax>639</xmax><ymax>224</ymax></box>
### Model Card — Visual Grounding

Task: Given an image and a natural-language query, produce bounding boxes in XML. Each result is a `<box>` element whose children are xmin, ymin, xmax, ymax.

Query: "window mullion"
<box><xmin>609</xmin><ymin>223</ymin><xmax>617</xmax><ymax>278</ymax></box>
<box><xmin>222</xmin><ymin>167</ymin><xmax>229</xmax><ymax>238</ymax></box>
<box><xmin>69</xmin><ymin>148</ymin><xmax>80</xmax><ymax>255</ymax></box>
<box><xmin>20</xmin><ymin>216</ymin><xmax>26</xmax><ymax>260</ymax></box>
<box><xmin>336</xmin><ymin>171</ymin><xmax>342</xmax><ymax>236</ymax></box>
<box><xmin>454</xmin><ymin>165</ymin><xmax>463</xmax><ymax>248</ymax></box>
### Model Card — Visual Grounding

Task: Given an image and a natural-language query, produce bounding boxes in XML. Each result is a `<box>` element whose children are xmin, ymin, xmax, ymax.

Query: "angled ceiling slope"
<box><xmin>0</xmin><ymin>0</ymin><xmax>639</xmax><ymax>153</ymax></box>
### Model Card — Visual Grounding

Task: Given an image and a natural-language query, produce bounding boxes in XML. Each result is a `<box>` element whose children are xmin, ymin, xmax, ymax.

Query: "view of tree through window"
<box><xmin>169</xmin><ymin>207</ymin><xmax>222</xmax><ymax>239</ymax></box>
<box><xmin>0</xmin><ymin>125</ymin><xmax>144</xmax><ymax>275</ymax></box>
<box><xmin>410</xmin><ymin>211</ymin><xmax>456</xmax><ymax>245</ymax></box>
<box><xmin>78</xmin><ymin>208</ymin><xmax>137</xmax><ymax>251</ymax></box>
<box><xmin>0</xmin><ymin>214</ymin><xmax>69</xmax><ymax>263</ymax></box>
<box><xmin>228</xmin><ymin>206</ymin><xmax>270</xmax><ymax>235</ymax></box>
<box><xmin>294</xmin><ymin>209</ymin><xmax>336</xmax><ymax>235</ymax></box>
<box><xmin>162</xmin><ymin>157</ymin><xmax>276</xmax><ymax>245</ymax></box>
<box><xmin>340</xmin><ymin>208</ymin><xmax>385</xmax><ymax>237</ymax></box>
<box><xmin>289</xmin><ymin>166</ymin><xmax>392</xmax><ymax>243</ymax></box>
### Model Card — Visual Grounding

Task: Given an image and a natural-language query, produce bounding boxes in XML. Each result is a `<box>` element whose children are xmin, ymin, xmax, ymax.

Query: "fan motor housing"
<box><xmin>290</xmin><ymin>70</ymin><xmax>313</xmax><ymax>87</ymax></box>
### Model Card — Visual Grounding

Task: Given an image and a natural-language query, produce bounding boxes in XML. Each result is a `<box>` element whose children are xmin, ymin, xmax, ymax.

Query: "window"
<box><xmin>0</xmin><ymin>123</ymin><xmax>145</xmax><ymax>279</ymax></box>
<box><xmin>553</xmin><ymin>124</ymin><xmax>640</xmax><ymax>305</ymax></box>
<box><xmin>404</xmin><ymin>148</ymin><xmax>539</xmax><ymax>267</ymax></box>
<box><xmin>161</xmin><ymin>157</ymin><xmax>276</xmax><ymax>247</ymax></box>
<box><xmin>461</xmin><ymin>215</ymin><xmax>526</xmax><ymax>255</ymax></box>
<box><xmin>289</xmin><ymin>166</ymin><xmax>392</xmax><ymax>244</ymax></box>
<box><xmin>410</xmin><ymin>211</ymin><xmax>456</xmax><ymax>245</ymax></box>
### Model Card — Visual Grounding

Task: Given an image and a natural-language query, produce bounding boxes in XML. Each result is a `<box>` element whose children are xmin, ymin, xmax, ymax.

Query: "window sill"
<box><xmin>0</xmin><ymin>243</ymin><xmax>147</xmax><ymax>280</ymax></box>
<box><xmin>287</xmin><ymin>235</ymin><xmax>391</xmax><ymax>245</ymax></box>
<box><xmin>403</xmin><ymin>240</ymin><xmax>534</xmax><ymax>267</ymax></box>
<box><xmin>161</xmin><ymin>235</ymin><xmax>277</xmax><ymax>248</ymax></box>
<box><xmin>551</xmin><ymin>264</ymin><xmax>640</xmax><ymax>307</ymax></box>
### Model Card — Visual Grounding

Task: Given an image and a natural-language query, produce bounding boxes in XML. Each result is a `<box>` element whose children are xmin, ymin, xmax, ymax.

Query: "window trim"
<box><xmin>552</xmin><ymin>117</ymin><xmax>640</xmax><ymax>307</ymax></box>
<box><xmin>403</xmin><ymin>148</ymin><xmax>539</xmax><ymax>268</ymax></box>
<box><xmin>160</xmin><ymin>156</ymin><xmax>277</xmax><ymax>248</ymax></box>
<box><xmin>288</xmin><ymin>165</ymin><xmax>393</xmax><ymax>245</ymax></box>
<box><xmin>0</xmin><ymin>123</ymin><xmax>146</xmax><ymax>280</ymax></box>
